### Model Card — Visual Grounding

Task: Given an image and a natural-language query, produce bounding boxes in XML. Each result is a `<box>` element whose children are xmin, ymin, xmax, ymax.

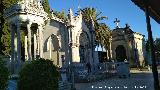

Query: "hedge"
<box><xmin>17</xmin><ymin>58</ymin><xmax>60</xmax><ymax>90</ymax></box>
<box><xmin>0</xmin><ymin>58</ymin><xmax>9</xmax><ymax>90</ymax></box>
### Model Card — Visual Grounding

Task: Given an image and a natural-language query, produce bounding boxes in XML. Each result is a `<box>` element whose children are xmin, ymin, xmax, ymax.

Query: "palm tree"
<box><xmin>81</xmin><ymin>7</ymin><xmax>111</xmax><ymax>60</ymax></box>
<box><xmin>81</xmin><ymin>7</ymin><xmax>107</xmax><ymax>30</ymax></box>
<box><xmin>96</xmin><ymin>23</ymin><xmax>111</xmax><ymax>60</ymax></box>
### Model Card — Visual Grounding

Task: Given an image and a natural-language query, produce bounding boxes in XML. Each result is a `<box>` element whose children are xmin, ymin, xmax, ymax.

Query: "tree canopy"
<box><xmin>81</xmin><ymin>7</ymin><xmax>110</xmax><ymax>50</ymax></box>
<box><xmin>42</xmin><ymin>0</ymin><xmax>51</xmax><ymax>17</ymax></box>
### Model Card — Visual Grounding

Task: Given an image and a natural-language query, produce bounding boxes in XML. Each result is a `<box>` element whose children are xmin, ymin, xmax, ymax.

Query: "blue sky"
<box><xmin>48</xmin><ymin>0</ymin><xmax>160</xmax><ymax>40</ymax></box>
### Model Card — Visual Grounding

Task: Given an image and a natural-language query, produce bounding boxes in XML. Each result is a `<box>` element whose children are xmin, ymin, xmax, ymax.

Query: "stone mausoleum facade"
<box><xmin>4</xmin><ymin>0</ymin><xmax>98</xmax><ymax>73</ymax></box>
<box><xmin>110</xmin><ymin>24</ymin><xmax>145</xmax><ymax>66</ymax></box>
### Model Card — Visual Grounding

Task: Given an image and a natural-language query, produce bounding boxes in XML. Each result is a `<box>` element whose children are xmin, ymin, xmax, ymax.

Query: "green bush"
<box><xmin>0</xmin><ymin>58</ymin><xmax>9</xmax><ymax>90</ymax></box>
<box><xmin>17</xmin><ymin>58</ymin><xmax>60</xmax><ymax>90</ymax></box>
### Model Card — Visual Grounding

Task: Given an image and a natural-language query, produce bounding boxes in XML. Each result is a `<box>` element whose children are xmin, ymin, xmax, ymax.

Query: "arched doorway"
<box><xmin>44</xmin><ymin>34</ymin><xmax>60</xmax><ymax>65</ymax></box>
<box><xmin>115</xmin><ymin>45</ymin><xmax>127</xmax><ymax>62</ymax></box>
<box><xmin>50</xmin><ymin>34</ymin><xmax>60</xmax><ymax>65</ymax></box>
<box><xmin>79</xmin><ymin>32</ymin><xmax>90</xmax><ymax>63</ymax></box>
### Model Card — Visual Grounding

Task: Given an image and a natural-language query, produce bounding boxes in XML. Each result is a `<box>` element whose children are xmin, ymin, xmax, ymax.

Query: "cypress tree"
<box><xmin>0</xmin><ymin>0</ymin><xmax>19</xmax><ymax>55</ymax></box>
<box><xmin>42</xmin><ymin>0</ymin><xmax>51</xmax><ymax>18</ymax></box>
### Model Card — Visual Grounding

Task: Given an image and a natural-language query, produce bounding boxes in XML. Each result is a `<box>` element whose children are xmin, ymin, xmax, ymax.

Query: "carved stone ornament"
<box><xmin>4</xmin><ymin>0</ymin><xmax>48</xmax><ymax>20</ymax></box>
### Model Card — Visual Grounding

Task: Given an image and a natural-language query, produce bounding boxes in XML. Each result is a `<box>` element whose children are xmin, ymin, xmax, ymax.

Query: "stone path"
<box><xmin>75</xmin><ymin>70</ymin><xmax>154</xmax><ymax>90</ymax></box>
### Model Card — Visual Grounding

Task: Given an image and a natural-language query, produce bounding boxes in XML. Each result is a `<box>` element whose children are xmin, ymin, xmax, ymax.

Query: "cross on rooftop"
<box><xmin>114</xmin><ymin>18</ymin><xmax>120</xmax><ymax>28</ymax></box>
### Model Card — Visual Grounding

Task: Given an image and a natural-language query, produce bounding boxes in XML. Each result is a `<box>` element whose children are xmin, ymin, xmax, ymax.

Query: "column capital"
<box><xmin>8</xmin><ymin>19</ymin><xmax>19</xmax><ymax>26</ymax></box>
<box><xmin>8</xmin><ymin>23</ymin><xmax>14</xmax><ymax>31</ymax></box>
<box><xmin>38</xmin><ymin>23</ymin><xmax>44</xmax><ymax>32</ymax></box>
<box><xmin>15</xmin><ymin>22</ymin><xmax>21</xmax><ymax>29</ymax></box>
<box><xmin>69</xmin><ymin>43</ymin><xmax>78</xmax><ymax>48</ymax></box>
<box><xmin>57</xmin><ymin>36</ymin><xmax>62</xmax><ymax>49</ymax></box>
<box><xmin>9</xmin><ymin>22</ymin><xmax>18</xmax><ymax>29</ymax></box>
<box><xmin>38</xmin><ymin>23</ymin><xmax>45</xmax><ymax>27</ymax></box>
<box><xmin>26</xmin><ymin>21</ymin><xmax>32</xmax><ymax>25</ymax></box>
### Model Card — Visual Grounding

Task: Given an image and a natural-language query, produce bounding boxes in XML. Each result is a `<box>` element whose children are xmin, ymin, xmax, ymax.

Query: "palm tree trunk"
<box><xmin>108</xmin><ymin>43</ymin><xmax>111</xmax><ymax>61</ymax></box>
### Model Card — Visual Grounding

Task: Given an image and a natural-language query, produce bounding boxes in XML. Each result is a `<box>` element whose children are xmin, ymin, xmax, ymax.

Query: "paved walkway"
<box><xmin>75</xmin><ymin>70</ymin><xmax>154</xmax><ymax>90</ymax></box>
<box><xmin>7</xmin><ymin>69</ymin><xmax>159</xmax><ymax>90</ymax></box>
<box><xmin>7</xmin><ymin>80</ymin><xmax>17</xmax><ymax>90</ymax></box>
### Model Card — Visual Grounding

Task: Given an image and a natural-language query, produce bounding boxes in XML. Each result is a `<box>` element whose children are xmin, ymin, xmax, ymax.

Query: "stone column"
<box><xmin>34</xmin><ymin>33</ymin><xmax>37</xmax><ymax>59</ymax></box>
<box><xmin>10</xmin><ymin>24</ymin><xmax>15</xmax><ymax>74</ymax></box>
<box><xmin>27</xmin><ymin>23</ymin><xmax>32</xmax><ymax>60</ymax></box>
<box><xmin>16</xmin><ymin>23</ymin><xmax>21</xmax><ymax>64</ymax></box>
<box><xmin>59</xmin><ymin>51</ymin><xmax>63</xmax><ymax>67</ymax></box>
<box><xmin>106</xmin><ymin>49</ymin><xmax>109</xmax><ymax>60</ymax></box>
<box><xmin>37</xmin><ymin>29</ymin><xmax>40</xmax><ymax>56</ymax></box>
<box><xmin>57</xmin><ymin>37</ymin><xmax>60</xmax><ymax>65</ymax></box>
<box><xmin>25</xmin><ymin>35</ymin><xmax>28</xmax><ymax>60</ymax></box>
<box><xmin>49</xmin><ymin>36</ymin><xmax>52</xmax><ymax>59</ymax></box>
<box><xmin>14</xmin><ymin>36</ymin><xmax>17</xmax><ymax>65</ymax></box>
<box><xmin>38</xmin><ymin>24</ymin><xmax>43</xmax><ymax>58</ymax></box>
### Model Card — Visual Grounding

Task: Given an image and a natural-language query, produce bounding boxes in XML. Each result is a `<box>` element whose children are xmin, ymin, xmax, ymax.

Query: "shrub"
<box><xmin>0</xmin><ymin>58</ymin><xmax>9</xmax><ymax>90</ymax></box>
<box><xmin>17</xmin><ymin>58</ymin><xmax>60</xmax><ymax>90</ymax></box>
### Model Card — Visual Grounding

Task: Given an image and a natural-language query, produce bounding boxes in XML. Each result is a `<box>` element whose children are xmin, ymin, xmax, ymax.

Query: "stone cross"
<box><xmin>125</xmin><ymin>23</ymin><xmax>130</xmax><ymax>28</ymax></box>
<box><xmin>114</xmin><ymin>18</ymin><xmax>120</xmax><ymax>28</ymax></box>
